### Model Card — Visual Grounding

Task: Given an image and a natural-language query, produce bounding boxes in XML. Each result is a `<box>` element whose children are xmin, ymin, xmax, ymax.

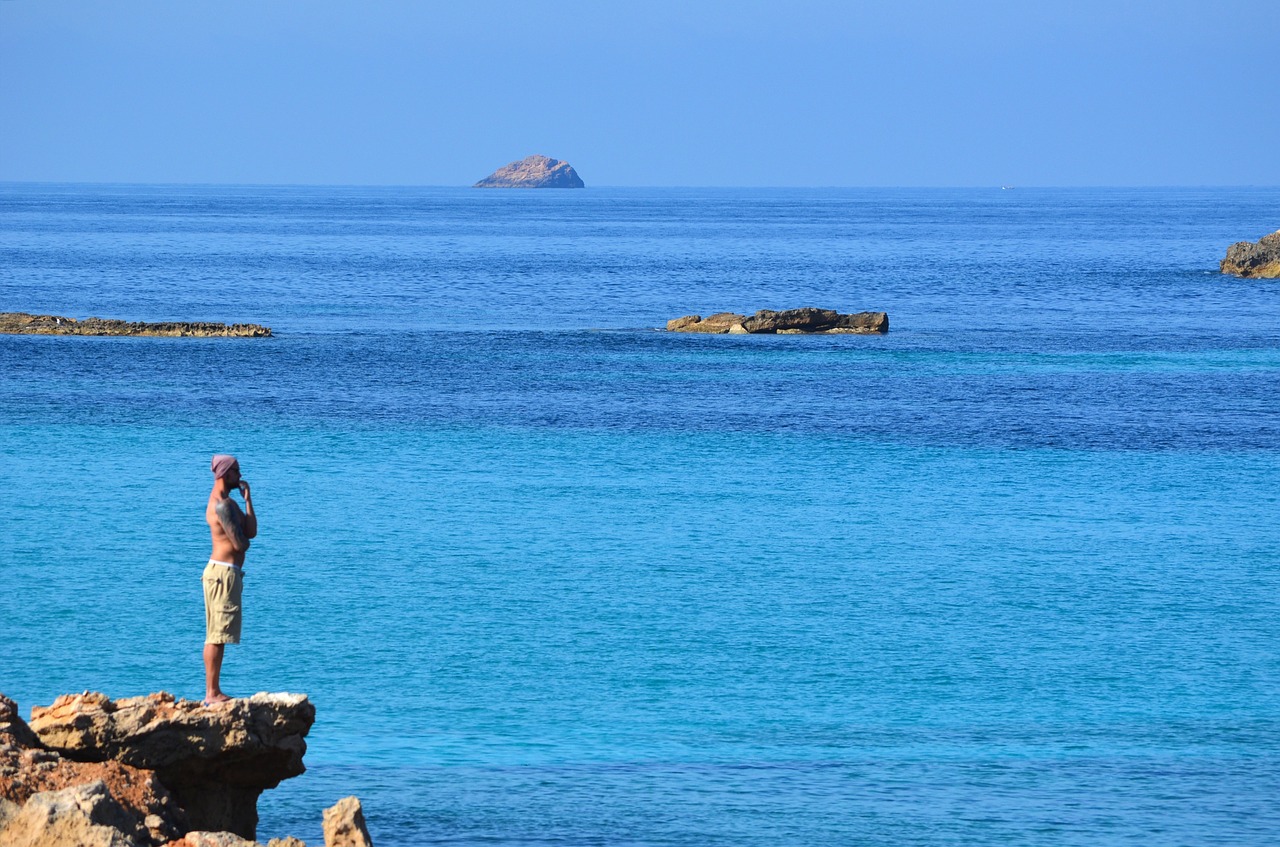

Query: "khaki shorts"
<box><xmin>203</xmin><ymin>561</ymin><xmax>243</xmax><ymax>645</ymax></box>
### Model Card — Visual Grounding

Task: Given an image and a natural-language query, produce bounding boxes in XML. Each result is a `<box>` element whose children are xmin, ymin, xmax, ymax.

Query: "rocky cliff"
<box><xmin>1</xmin><ymin>693</ymin><xmax>183</xmax><ymax>846</ymax></box>
<box><xmin>1220</xmin><ymin>230</ymin><xmax>1280</xmax><ymax>278</ymax></box>
<box><xmin>473</xmin><ymin>155</ymin><xmax>585</xmax><ymax>188</ymax></box>
<box><xmin>0</xmin><ymin>691</ymin><xmax>371</xmax><ymax>847</ymax></box>
<box><xmin>0</xmin><ymin>313</ymin><xmax>272</xmax><ymax>338</ymax></box>
<box><xmin>667</xmin><ymin>308</ymin><xmax>888</xmax><ymax>335</ymax></box>
<box><xmin>29</xmin><ymin>692</ymin><xmax>313</xmax><ymax>840</ymax></box>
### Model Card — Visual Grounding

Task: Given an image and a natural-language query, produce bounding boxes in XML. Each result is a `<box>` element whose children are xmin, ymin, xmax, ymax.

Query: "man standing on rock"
<box><xmin>204</xmin><ymin>454</ymin><xmax>257</xmax><ymax>706</ymax></box>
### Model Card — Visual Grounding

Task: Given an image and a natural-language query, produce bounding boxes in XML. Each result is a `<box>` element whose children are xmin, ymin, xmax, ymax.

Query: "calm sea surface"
<box><xmin>1</xmin><ymin>185</ymin><xmax>1278</xmax><ymax>845</ymax></box>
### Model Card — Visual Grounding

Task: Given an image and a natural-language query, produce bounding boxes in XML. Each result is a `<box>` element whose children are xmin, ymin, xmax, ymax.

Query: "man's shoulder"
<box><xmin>208</xmin><ymin>493</ymin><xmax>233</xmax><ymax>512</ymax></box>
<box><xmin>214</xmin><ymin>497</ymin><xmax>243</xmax><ymax>517</ymax></box>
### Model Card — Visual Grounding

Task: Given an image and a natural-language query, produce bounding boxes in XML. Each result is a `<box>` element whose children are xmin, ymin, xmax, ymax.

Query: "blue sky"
<box><xmin>1</xmin><ymin>0</ymin><xmax>1275</xmax><ymax>186</ymax></box>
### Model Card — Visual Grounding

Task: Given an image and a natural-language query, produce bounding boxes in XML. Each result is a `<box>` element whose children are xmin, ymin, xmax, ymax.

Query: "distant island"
<box><xmin>1221</xmin><ymin>230</ymin><xmax>1280</xmax><ymax>279</ymax></box>
<box><xmin>0</xmin><ymin>312</ymin><xmax>272</xmax><ymax>337</ymax></box>
<box><xmin>474</xmin><ymin>155</ymin><xmax>585</xmax><ymax>188</ymax></box>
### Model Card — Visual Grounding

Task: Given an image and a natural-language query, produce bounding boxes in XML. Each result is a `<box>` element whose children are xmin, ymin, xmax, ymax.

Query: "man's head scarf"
<box><xmin>211</xmin><ymin>454</ymin><xmax>238</xmax><ymax>479</ymax></box>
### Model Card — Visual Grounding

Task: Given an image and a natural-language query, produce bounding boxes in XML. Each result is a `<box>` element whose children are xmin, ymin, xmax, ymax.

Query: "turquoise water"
<box><xmin>2</xmin><ymin>186</ymin><xmax>1279</xmax><ymax>845</ymax></box>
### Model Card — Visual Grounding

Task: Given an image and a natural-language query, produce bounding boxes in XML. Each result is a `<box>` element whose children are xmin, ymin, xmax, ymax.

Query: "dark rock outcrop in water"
<box><xmin>0</xmin><ymin>313</ymin><xmax>272</xmax><ymax>338</ymax></box>
<box><xmin>473</xmin><ymin>155</ymin><xmax>585</xmax><ymax>188</ymax></box>
<box><xmin>667</xmin><ymin>308</ymin><xmax>888</xmax><ymax>335</ymax></box>
<box><xmin>1221</xmin><ymin>230</ymin><xmax>1280</xmax><ymax>278</ymax></box>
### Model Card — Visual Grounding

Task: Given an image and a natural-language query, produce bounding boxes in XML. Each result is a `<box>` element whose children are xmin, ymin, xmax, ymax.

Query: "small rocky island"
<box><xmin>473</xmin><ymin>155</ymin><xmax>584</xmax><ymax>189</ymax></box>
<box><xmin>0</xmin><ymin>313</ymin><xmax>272</xmax><ymax>338</ymax></box>
<box><xmin>668</xmin><ymin>307</ymin><xmax>888</xmax><ymax>335</ymax></box>
<box><xmin>1221</xmin><ymin>230</ymin><xmax>1280</xmax><ymax>278</ymax></box>
<box><xmin>0</xmin><ymin>691</ymin><xmax>374</xmax><ymax>847</ymax></box>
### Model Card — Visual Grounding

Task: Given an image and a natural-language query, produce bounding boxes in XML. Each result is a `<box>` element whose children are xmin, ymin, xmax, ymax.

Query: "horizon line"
<box><xmin>2</xmin><ymin>180</ymin><xmax>1279</xmax><ymax>191</ymax></box>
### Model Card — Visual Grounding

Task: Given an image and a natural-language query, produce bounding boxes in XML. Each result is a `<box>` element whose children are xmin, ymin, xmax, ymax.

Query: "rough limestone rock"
<box><xmin>1</xmin><ymin>694</ymin><xmax>184</xmax><ymax>846</ymax></box>
<box><xmin>322</xmin><ymin>797</ymin><xmax>372</xmax><ymax>847</ymax></box>
<box><xmin>0</xmin><ymin>780</ymin><xmax>141</xmax><ymax>847</ymax></box>
<box><xmin>665</xmin><ymin>313</ymin><xmax>748</xmax><ymax>334</ymax></box>
<box><xmin>162</xmin><ymin>829</ymin><xmax>307</xmax><ymax>846</ymax></box>
<box><xmin>665</xmin><ymin>315</ymin><xmax>703</xmax><ymax>332</ymax></box>
<box><xmin>0</xmin><ymin>313</ymin><xmax>272</xmax><ymax>338</ymax></box>
<box><xmin>164</xmin><ymin>832</ymin><xmax>263</xmax><ymax>847</ymax></box>
<box><xmin>0</xmin><ymin>693</ymin><xmax>41</xmax><ymax>750</ymax></box>
<box><xmin>473</xmin><ymin>155</ymin><xmax>585</xmax><ymax>188</ymax></box>
<box><xmin>1221</xmin><ymin>230</ymin><xmax>1280</xmax><ymax>278</ymax></box>
<box><xmin>29</xmin><ymin>692</ymin><xmax>314</xmax><ymax>841</ymax></box>
<box><xmin>668</xmin><ymin>308</ymin><xmax>888</xmax><ymax>335</ymax></box>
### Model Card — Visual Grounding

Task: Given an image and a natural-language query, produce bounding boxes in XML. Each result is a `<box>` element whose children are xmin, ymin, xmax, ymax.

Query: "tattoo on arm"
<box><xmin>215</xmin><ymin>499</ymin><xmax>248</xmax><ymax>551</ymax></box>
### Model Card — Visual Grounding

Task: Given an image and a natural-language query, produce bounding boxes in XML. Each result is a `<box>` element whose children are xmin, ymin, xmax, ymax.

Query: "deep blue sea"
<box><xmin>1</xmin><ymin>185</ymin><xmax>1278</xmax><ymax>846</ymax></box>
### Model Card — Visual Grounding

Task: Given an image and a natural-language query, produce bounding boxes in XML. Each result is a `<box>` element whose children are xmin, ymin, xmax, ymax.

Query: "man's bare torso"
<box><xmin>207</xmin><ymin>495</ymin><xmax>249</xmax><ymax>566</ymax></box>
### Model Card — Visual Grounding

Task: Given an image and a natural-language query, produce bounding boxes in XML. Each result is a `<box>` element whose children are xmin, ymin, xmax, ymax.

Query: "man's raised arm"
<box><xmin>239</xmin><ymin>480</ymin><xmax>257</xmax><ymax>540</ymax></box>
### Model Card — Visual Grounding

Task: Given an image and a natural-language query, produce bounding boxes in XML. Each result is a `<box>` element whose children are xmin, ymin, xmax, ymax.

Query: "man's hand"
<box><xmin>238</xmin><ymin>480</ymin><xmax>251</xmax><ymax>500</ymax></box>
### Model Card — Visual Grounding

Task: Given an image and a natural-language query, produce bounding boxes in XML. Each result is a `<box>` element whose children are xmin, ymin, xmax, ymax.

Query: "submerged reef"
<box><xmin>0</xmin><ymin>313</ymin><xmax>272</xmax><ymax>337</ymax></box>
<box><xmin>667</xmin><ymin>307</ymin><xmax>888</xmax><ymax>334</ymax></box>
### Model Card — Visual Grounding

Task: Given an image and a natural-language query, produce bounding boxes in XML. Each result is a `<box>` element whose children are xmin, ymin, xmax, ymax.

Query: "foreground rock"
<box><xmin>321</xmin><ymin>798</ymin><xmax>372</xmax><ymax>847</ymax></box>
<box><xmin>473</xmin><ymin>155</ymin><xmax>585</xmax><ymax>188</ymax></box>
<box><xmin>0</xmin><ymin>780</ymin><xmax>144</xmax><ymax>847</ymax></box>
<box><xmin>667</xmin><ymin>308</ymin><xmax>888</xmax><ymax>334</ymax></box>
<box><xmin>0</xmin><ymin>313</ymin><xmax>272</xmax><ymax>338</ymax></box>
<box><xmin>1221</xmin><ymin>230</ymin><xmax>1280</xmax><ymax>278</ymax></box>
<box><xmin>1</xmin><ymin>694</ymin><xmax>182</xmax><ymax>845</ymax></box>
<box><xmin>2</xmin><ymin>692</ymin><xmax>379</xmax><ymax>846</ymax></box>
<box><xmin>28</xmin><ymin>692</ymin><xmax>314</xmax><ymax>841</ymax></box>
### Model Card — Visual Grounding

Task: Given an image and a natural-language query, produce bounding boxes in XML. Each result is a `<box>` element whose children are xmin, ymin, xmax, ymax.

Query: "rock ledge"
<box><xmin>27</xmin><ymin>691</ymin><xmax>313</xmax><ymax>841</ymax></box>
<box><xmin>2</xmin><ymin>692</ymin><xmax>375</xmax><ymax>847</ymax></box>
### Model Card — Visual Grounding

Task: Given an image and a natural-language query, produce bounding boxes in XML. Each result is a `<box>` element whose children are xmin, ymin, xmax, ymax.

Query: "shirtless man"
<box><xmin>203</xmin><ymin>454</ymin><xmax>257</xmax><ymax>706</ymax></box>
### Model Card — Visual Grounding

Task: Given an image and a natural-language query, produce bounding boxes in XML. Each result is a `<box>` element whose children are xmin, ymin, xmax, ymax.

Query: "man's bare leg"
<box><xmin>203</xmin><ymin>643</ymin><xmax>232</xmax><ymax>705</ymax></box>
